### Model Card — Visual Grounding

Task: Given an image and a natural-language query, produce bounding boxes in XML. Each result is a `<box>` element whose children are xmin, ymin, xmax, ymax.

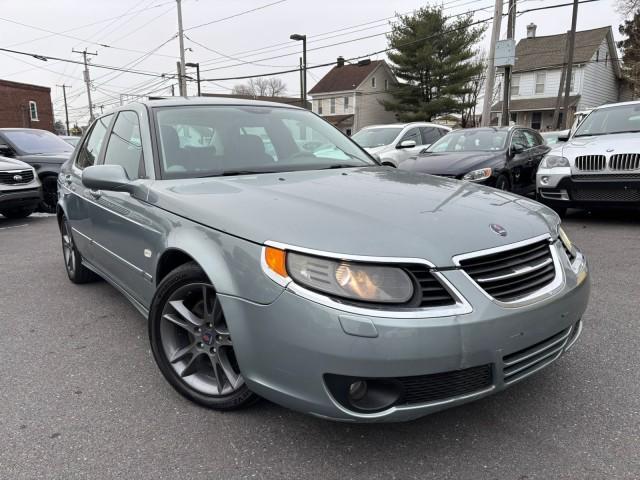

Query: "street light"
<box><xmin>185</xmin><ymin>62</ymin><xmax>201</xmax><ymax>96</ymax></box>
<box><xmin>290</xmin><ymin>33</ymin><xmax>307</xmax><ymax>108</ymax></box>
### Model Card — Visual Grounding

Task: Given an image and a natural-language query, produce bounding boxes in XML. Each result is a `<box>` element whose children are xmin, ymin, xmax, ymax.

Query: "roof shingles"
<box><xmin>308</xmin><ymin>60</ymin><xmax>384</xmax><ymax>94</ymax></box>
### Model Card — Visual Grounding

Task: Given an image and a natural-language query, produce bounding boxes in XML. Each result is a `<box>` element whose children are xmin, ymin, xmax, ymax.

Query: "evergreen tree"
<box><xmin>618</xmin><ymin>11</ymin><xmax>640</xmax><ymax>92</ymax></box>
<box><xmin>382</xmin><ymin>6</ymin><xmax>485</xmax><ymax>122</ymax></box>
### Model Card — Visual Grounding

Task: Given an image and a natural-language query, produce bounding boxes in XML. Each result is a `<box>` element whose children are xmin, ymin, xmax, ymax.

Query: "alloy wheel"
<box><xmin>159</xmin><ymin>283</ymin><xmax>244</xmax><ymax>396</ymax></box>
<box><xmin>61</xmin><ymin>220</ymin><xmax>76</xmax><ymax>276</ymax></box>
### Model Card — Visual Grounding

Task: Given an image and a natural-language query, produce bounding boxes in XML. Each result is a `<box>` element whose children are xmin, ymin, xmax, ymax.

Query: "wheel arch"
<box><xmin>156</xmin><ymin>248</ymin><xmax>201</xmax><ymax>286</ymax></box>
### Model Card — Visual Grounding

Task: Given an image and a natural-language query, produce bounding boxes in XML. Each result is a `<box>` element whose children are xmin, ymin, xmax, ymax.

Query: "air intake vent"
<box><xmin>609</xmin><ymin>154</ymin><xmax>640</xmax><ymax>171</ymax></box>
<box><xmin>575</xmin><ymin>155</ymin><xmax>606</xmax><ymax>171</ymax></box>
<box><xmin>459</xmin><ymin>240</ymin><xmax>556</xmax><ymax>303</ymax></box>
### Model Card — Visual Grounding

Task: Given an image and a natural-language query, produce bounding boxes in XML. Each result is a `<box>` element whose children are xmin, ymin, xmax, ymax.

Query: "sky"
<box><xmin>0</xmin><ymin>0</ymin><xmax>628</xmax><ymax>126</ymax></box>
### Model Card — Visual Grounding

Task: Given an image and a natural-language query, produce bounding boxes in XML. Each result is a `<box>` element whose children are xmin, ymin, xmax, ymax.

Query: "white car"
<box><xmin>536</xmin><ymin>100</ymin><xmax>640</xmax><ymax>215</ymax></box>
<box><xmin>0</xmin><ymin>156</ymin><xmax>41</xmax><ymax>219</ymax></box>
<box><xmin>352</xmin><ymin>122</ymin><xmax>451</xmax><ymax>167</ymax></box>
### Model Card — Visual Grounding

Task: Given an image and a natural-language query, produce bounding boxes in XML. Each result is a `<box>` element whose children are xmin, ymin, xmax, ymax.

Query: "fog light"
<box><xmin>348</xmin><ymin>380</ymin><xmax>368</xmax><ymax>402</ymax></box>
<box><xmin>541</xmin><ymin>176</ymin><xmax>550</xmax><ymax>185</ymax></box>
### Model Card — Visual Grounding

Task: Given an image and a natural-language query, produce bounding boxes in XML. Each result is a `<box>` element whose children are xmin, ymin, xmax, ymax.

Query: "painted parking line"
<box><xmin>0</xmin><ymin>224</ymin><xmax>28</xmax><ymax>231</ymax></box>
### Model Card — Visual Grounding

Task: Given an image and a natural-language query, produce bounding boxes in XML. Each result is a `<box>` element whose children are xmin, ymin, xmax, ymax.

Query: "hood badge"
<box><xmin>606</xmin><ymin>148</ymin><xmax>614</xmax><ymax>152</ymax></box>
<box><xmin>490</xmin><ymin>224</ymin><xmax>508</xmax><ymax>237</ymax></box>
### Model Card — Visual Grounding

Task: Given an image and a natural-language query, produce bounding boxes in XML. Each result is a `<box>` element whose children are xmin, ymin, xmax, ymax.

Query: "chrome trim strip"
<box><xmin>564</xmin><ymin>320</ymin><xmax>583</xmax><ymax>352</ymax></box>
<box><xmin>452</xmin><ymin>235</ymin><xmax>566</xmax><ymax>309</ymax></box>
<box><xmin>503</xmin><ymin>350</ymin><xmax>564</xmax><ymax>386</ymax></box>
<box><xmin>476</xmin><ymin>257</ymin><xmax>553</xmax><ymax>283</ymax></box>
<box><xmin>504</xmin><ymin>342</ymin><xmax>567</xmax><ymax>378</ymax></box>
<box><xmin>503</xmin><ymin>328</ymin><xmax>573</xmax><ymax>367</ymax></box>
<box><xmin>262</xmin><ymin>242</ymin><xmax>472</xmax><ymax>319</ymax></box>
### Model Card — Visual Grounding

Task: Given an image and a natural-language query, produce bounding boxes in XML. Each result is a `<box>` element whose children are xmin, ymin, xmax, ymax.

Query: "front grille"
<box><xmin>571</xmin><ymin>187</ymin><xmax>640</xmax><ymax>202</ymax></box>
<box><xmin>575</xmin><ymin>155</ymin><xmax>606</xmax><ymax>171</ymax></box>
<box><xmin>502</xmin><ymin>325</ymin><xmax>573</xmax><ymax>385</ymax></box>
<box><xmin>609</xmin><ymin>153</ymin><xmax>640</xmax><ymax>171</ymax></box>
<box><xmin>397</xmin><ymin>364</ymin><xmax>493</xmax><ymax>405</ymax></box>
<box><xmin>404</xmin><ymin>265</ymin><xmax>456</xmax><ymax>308</ymax></box>
<box><xmin>459</xmin><ymin>240</ymin><xmax>556</xmax><ymax>303</ymax></box>
<box><xmin>572</xmin><ymin>173</ymin><xmax>640</xmax><ymax>181</ymax></box>
<box><xmin>0</xmin><ymin>169</ymin><xmax>34</xmax><ymax>185</ymax></box>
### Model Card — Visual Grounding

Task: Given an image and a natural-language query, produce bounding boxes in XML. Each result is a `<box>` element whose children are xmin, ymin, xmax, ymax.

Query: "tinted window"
<box><xmin>76</xmin><ymin>115</ymin><xmax>113</xmax><ymax>170</ymax></box>
<box><xmin>429</xmin><ymin>130</ymin><xmax>507</xmax><ymax>152</ymax></box>
<box><xmin>155</xmin><ymin>106</ymin><xmax>374</xmax><ymax>179</ymax></box>
<box><xmin>522</xmin><ymin>130</ymin><xmax>542</xmax><ymax>148</ymax></box>
<box><xmin>103</xmin><ymin>111</ymin><xmax>144</xmax><ymax>180</ymax></box>
<box><xmin>1</xmin><ymin>129</ymin><xmax>73</xmax><ymax>155</ymax></box>
<box><xmin>420</xmin><ymin>127</ymin><xmax>441</xmax><ymax>145</ymax></box>
<box><xmin>400</xmin><ymin>128</ymin><xmax>421</xmax><ymax>145</ymax></box>
<box><xmin>511</xmin><ymin>131</ymin><xmax>529</xmax><ymax>151</ymax></box>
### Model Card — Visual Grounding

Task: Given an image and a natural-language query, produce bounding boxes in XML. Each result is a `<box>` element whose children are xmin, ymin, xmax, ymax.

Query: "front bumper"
<box><xmin>0</xmin><ymin>187</ymin><xmax>42</xmax><ymax>211</ymax></box>
<box><xmin>537</xmin><ymin>168</ymin><xmax>640</xmax><ymax>208</ymax></box>
<box><xmin>220</xmin><ymin>244</ymin><xmax>590</xmax><ymax>422</ymax></box>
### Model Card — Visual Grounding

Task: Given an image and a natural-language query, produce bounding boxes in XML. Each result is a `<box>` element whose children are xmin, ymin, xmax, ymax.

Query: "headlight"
<box><xmin>540</xmin><ymin>155</ymin><xmax>569</xmax><ymax>168</ymax></box>
<box><xmin>265</xmin><ymin>247</ymin><xmax>414</xmax><ymax>303</ymax></box>
<box><xmin>462</xmin><ymin>168</ymin><xmax>492</xmax><ymax>182</ymax></box>
<box><xmin>558</xmin><ymin>226</ymin><xmax>576</xmax><ymax>256</ymax></box>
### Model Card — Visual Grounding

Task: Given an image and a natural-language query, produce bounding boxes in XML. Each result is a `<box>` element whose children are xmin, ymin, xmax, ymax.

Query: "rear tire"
<box><xmin>39</xmin><ymin>175</ymin><xmax>58</xmax><ymax>214</ymax></box>
<box><xmin>60</xmin><ymin>216</ymin><xmax>99</xmax><ymax>284</ymax></box>
<box><xmin>149</xmin><ymin>262</ymin><xmax>259</xmax><ymax>411</ymax></box>
<box><xmin>0</xmin><ymin>207</ymin><xmax>35</xmax><ymax>219</ymax></box>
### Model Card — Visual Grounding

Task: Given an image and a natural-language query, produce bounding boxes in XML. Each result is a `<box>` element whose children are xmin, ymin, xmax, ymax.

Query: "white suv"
<box><xmin>536</xmin><ymin>100</ymin><xmax>640</xmax><ymax>215</ymax></box>
<box><xmin>352</xmin><ymin>122</ymin><xmax>451</xmax><ymax>167</ymax></box>
<box><xmin>0</xmin><ymin>156</ymin><xmax>42</xmax><ymax>219</ymax></box>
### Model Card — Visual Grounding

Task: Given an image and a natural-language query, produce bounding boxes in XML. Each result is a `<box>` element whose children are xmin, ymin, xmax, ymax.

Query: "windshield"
<box><xmin>352</xmin><ymin>127</ymin><xmax>403</xmax><ymax>148</ymax></box>
<box><xmin>155</xmin><ymin>106</ymin><xmax>374</xmax><ymax>179</ymax></box>
<box><xmin>574</xmin><ymin>104</ymin><xmax>640</xmax><ymax>137</ymax></box>
<box><xmin>428</xmin><ymin>130</ymin><xmax>507</xmax><ymax>153</ymax></box>
<box><xmin>2</xmin><ymin>129</ymin><xmax>74</xmax><ymax>155</ymax></box>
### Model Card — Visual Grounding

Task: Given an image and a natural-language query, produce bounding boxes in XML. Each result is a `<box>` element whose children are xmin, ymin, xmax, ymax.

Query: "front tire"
<box><xmin>149</xmin><ymin>262</ymin><xmax>259</xmax><ymax>410</ymax></box>
<box><xmin>39</xmin><ymin>175</ymin><xmax>58</xmax><ymax>214</ymax></box>
<box><xmin>60</xmin><ymin>216</ymin><xmax>99</xmax><ymax>283</ymax></box>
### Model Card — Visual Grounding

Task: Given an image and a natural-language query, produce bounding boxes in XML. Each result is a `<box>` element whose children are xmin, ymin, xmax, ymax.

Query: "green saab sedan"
<box><xmin>57</xmin><ymin>98</ymin><xmax>589</xmax><ymax>422</ymax></box>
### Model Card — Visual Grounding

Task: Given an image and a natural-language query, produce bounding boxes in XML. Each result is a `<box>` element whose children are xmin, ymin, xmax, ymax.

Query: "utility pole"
<box><xmin>57</xmin><ymin>84</ymin><xmax>70</xmax><ymax>135</ymax></box>
<box><xmin>185</xmin><ymin>62</ymin><xmax>201</xmax><ymax>95</ymax></box>
<box><xmin>73</xmin><ymin>49</ymin><xmax>97</xmax><ymax>123</ymax></box>
<box><xmin>552</xmin><ymin>34</ymin><xmax>571</xmax><ymax>129</ymax></box>
<box><xmin>481</xmin><ymin>0</ymin><xmax>503</xmax><ymax>126</ymax></box>
<box><xmin>299</xmin><ymin>57</ymin><xmax>304</xmax><ymax>108</ymax></box>
<box><xmin>176</xmin><ymin>0</ymin><xmax>187</xmax><ymax>96</ymax></box>
<box><xmin>290</xmin><ymin>34</ymin><xmax>307</xmax><ymax>107</ymax></box>
<box><xmin>561</xmin><ymin>0</ymin><xmax>579</xmax><ymax>129</ymax></box>
<box><xmin>501</xmin><ymin>0</ymin><xmax>516</xmax><ymax>126</ymax></box>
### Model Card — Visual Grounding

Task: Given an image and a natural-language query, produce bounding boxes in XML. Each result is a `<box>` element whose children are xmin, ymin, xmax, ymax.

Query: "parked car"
<box><xmin>400</xmin><ymin>127</ymin><xmax>550</xmax><ymax>195</ymax></box>
<box><xmin>541</xmin><ymin>129</ymin><xmax>570</xmax><ymax>146</ymax></box>
<box><xmin>537</xmin><ymin>100</ymin><xmax>640</xmax><ymax>216</ymax></box>
<box><xmin>61</xmin><ymin>135</ymin><xmax>81</xmax><ymax>147</ymax></box>
<box><xmin>0</xmin><ymin>156</ymin><xmax>42</xmax><ymax>219</ymax></box>
<box><xmin>352</xmin><ymin>122</ymin><xmax>451</xmax><ymax>167</ymax></box>
<box><xmin>0</xmin><ymin>128</ymin><xmax>73</xmax><ymax>213</ymax></box>
<box><xmin>58</xmin><ymin>98</ymin><xmax>589</xmax><ymax>422</ymax></box>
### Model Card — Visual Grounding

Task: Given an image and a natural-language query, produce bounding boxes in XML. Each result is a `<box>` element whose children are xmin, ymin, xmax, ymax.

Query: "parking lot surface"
<box><xmin>1</xmin><ymin>211</ymin><xmax>639</xmax><ymax>479</ymax></box>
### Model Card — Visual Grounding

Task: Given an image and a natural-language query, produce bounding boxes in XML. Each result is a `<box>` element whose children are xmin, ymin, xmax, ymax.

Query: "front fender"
<box><xmin>163</xmin><ymin>225</ymin><xmax>284</xmax><ymax>305</ymax></box>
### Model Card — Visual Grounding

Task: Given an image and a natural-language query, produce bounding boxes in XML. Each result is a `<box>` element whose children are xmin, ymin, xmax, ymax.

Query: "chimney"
<box><xmin>337</xmin><ymin>56</ymin><xmax>345</xmax><ymax>68</ymax></box>
<box><xmin>527</xmin><ymin>23</ymin><xmax>537</xmax><ymax>39</ymax></box>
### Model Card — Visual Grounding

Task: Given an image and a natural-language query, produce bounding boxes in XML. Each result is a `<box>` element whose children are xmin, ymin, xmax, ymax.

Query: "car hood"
<box><xmin>150</xmin><ymin>167</ymin><xmax>558</xmax><ymax>267</ymax></box>
<box><xmin>17</xmin><ymin>152</ymin><xmax>71</xmax><ymax>164</ymax></box>
<box><xmin>400</xmin><ymin>151</ymin><xmax>503</xmax><ymax>176</ymax></box>
<box><xmin>363</xmin><ymin>145</ymin><xmax>390</xmax><ymax>155</ymax></box>
<box><xmin>559</xmin><ymin>132</ymin><xmax>640</xmax><ymax>158</ymax></box>
<box><xmin>0</xmin><ymin>156</ymin><xmax>32</xmax><ymax>171</ymax></box>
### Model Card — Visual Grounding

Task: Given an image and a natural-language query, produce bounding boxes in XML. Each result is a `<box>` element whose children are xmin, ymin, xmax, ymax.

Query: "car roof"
<box><xmin>360</xmin><ymin>122</ymin><xmax>450</xmax><ymax>130</ymax></box>
<box><xmin>129</xmin><ymin>96</ymin><xmax>304</xmax><ymax>110</ymax></box>
<box><xmin>592</xmin><ymin>100</ymin><xmax>640</xmax><ymax>110</ymax></box>
<box><xmin>0</xmin><ymin>127</ymin><xmax>51</xmax><ymax>132</ymax></box>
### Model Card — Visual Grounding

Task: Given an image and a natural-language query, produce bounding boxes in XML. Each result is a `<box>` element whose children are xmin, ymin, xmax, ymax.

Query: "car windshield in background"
<box><xmin>155</xmin><ymin>106</ymin><xmax>375</xmax><ymax>179</ymax></box>
<box><xmin>352</xmin><ymin>127</ymin><xmax>403</xmax><ymax>148</ymax></box>
<box><xmin>574</xmin><ymin>104</ymin><xmax>640</xmax><ymax>137</ymax></box>
<box><xmin>3</xmin><ymin>130</ymin><xmax>74</xmax><ymax>155</ymax></box>
<box><xmin>427</xmin><ymin>130</ymin><xmax>507</xmax><ymax>153</ymax></box>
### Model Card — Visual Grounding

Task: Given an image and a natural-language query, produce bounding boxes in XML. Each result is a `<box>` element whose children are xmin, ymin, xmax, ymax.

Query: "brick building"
<box><xmin>0</xmin><ymin>79</ymin><xmax>55</xmax><ymax>132</ymax></box>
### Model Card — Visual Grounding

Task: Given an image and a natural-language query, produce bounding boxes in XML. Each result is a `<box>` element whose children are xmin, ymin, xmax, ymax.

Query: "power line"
<box><xmin>184</xmin><ymin>0</ymin><xmax>288</xmax><ymax>31</ymax></box>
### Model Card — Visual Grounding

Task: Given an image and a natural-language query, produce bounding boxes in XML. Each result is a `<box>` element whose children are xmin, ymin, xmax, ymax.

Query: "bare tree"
<box><xmin>617</xmin><ymin>0</ymin><xmax>640</xmax><ymax>17</ymax></box>
<box><xmin>231</xmin><ymin>77</ymin><xmax>287</xmax><ymax>97</ymax></box>
<box><xmin>460</xmin><ymin>54</ymin><xmax>486</xmax><ymax>128</ymax></box>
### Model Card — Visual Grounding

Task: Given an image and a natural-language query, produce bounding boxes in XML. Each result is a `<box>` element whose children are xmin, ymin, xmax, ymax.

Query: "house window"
<box><xmin>535</xmin><ymin>72</ymin><xmax>546</xmax><ymax>94</ymax></box>
<box><xmin>344</xmin><ymin>96</ymin><xmax>349</xmax><ymax>110</ymax></box>
<box><xmin>330</xmin><ymin>97</ymin><xmax>336</xmax><ymax>114</ymax></box>
<box><xmin>29</xmin><ymin>101</ymin><xmax>38</xmax><ymax>121</ymax></box>
<box><xmin>317</xmin><ymin>100</ymin><xmax>322</xmax><ymax>115</ymax></box>
<box><xmin>510</xmin><ymin>75</ymin><xmax>520</xmax><ymax>96</ymax></box>
<box><xmin>510</xmin><ymin>112</ymin><xmax>517</xmax><ymax>124</ymax></box>
<box><xmin>384</xmin><ymin>79</ymin><xmax>389</xmax><ymax>91</ymax></box>
<box><xmin>531</xmin><ymin>112</ymin><xmax>542</xmax><ymax>130</ymax></box>
<box><xmin>371</xmin><ymin>77</ymin><xmax>376</xmax><ymax>88</ymax></box>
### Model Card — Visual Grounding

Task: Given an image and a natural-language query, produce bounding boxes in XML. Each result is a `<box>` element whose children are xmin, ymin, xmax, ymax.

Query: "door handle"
<box><xmin>89</xmin><ymin>189</ymin><xmax>102</xmax><ymax>199</ymax></box>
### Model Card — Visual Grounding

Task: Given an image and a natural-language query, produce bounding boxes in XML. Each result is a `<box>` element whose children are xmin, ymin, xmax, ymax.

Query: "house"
<box><xmin>0</xmin><ymin>79</ymin><xmax>54</xmax><ymax>132</ymax></box>
<box><xmin>308</xmin><ymin>58</ymin><xmax>397</xmax><ymax>135</ymax></box>
<box><xmin>491</xmin><ymin>25</ymin><xmax>628</xmax><ymax>130</ymax></box>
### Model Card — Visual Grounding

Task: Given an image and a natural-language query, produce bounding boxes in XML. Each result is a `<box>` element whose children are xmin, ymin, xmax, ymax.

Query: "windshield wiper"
<box><xmin>320</xmin><ymin>164</ymin><xmax>363</xmax><ymax>170</ymax></box>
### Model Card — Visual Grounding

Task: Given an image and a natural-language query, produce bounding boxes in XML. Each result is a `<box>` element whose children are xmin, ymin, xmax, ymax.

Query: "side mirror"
<box><xmin>0</xmin><ymin>144</ymin><xmax>14</xmax><ymax>157</ymax></box>
<box><xmin>397</xmin><ymin>139</ymin><xmax>416</xmax><ymax>149</ymax></box>
<box><xmin>557</xmin><ymin>132</ymin><xmax>570</xmax><ymax>142</ymax></box>
<box><xmin>82</xmin><ymin>165</ymin><xmax>135</xmax><ymax>193</ymax></box>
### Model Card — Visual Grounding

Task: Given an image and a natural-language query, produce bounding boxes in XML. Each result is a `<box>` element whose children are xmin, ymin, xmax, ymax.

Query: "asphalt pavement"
<box><xmin>1</xmin><ymin>211</ymin><xmax>639</xmax><ymax>479</ymax></box>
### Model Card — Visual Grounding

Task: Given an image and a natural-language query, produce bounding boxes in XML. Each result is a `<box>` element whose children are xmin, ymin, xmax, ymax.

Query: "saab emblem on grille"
<box><xmin>490</xmin><ymin>224</ymin><xmax>507</xmax><ymax>237</ymax></box>
<box><xmin>13</xmin><ymin>174</ymin><xmax>23</xmax><ymax>182</ymax></box>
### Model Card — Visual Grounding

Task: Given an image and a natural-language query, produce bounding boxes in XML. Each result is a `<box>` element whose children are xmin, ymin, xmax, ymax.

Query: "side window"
<box><xmin>103</xmin><ymin>111</ymin><xmax>144</xmax><ymax>180</ymax></box>
<box><xmin>522</xmin><ymin>130</ymin><xmax>542</xmax><ymax>148</ymax></box>
<box><xmin>400</xmin><ymin>128</ymin><xmax>421</xmax><ymax>145</ymax></box>
<box><xmin>75</xmin><ymin>114</ymin><xmax>113</xmax><ymax>170</ymax></box>
<box><xmin>420</xmin><ymin>127</ymin><xmax>441</xmax><ymax>145</ymax></box>
<box><xmin>511</xmin><ymin>130</ymin><xmax>528</xmax><ymax>151</ymax></box>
